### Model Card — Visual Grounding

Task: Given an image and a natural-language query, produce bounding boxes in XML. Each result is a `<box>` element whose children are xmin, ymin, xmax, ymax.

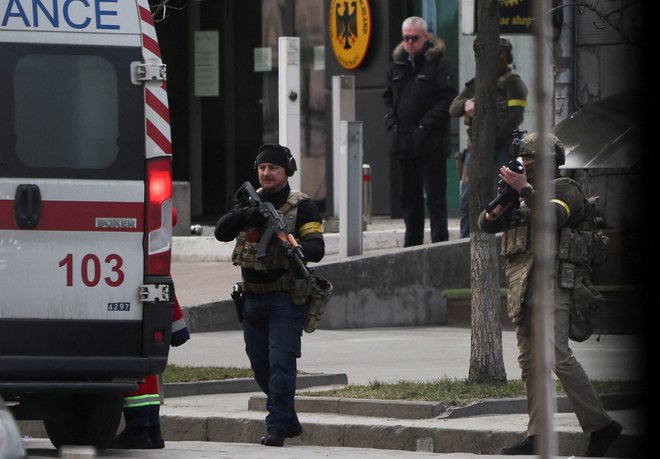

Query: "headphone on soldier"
<box><xmin>254</xmin><ymin>144</ymin><xmax>297</xmax><ymax>177</ymax></box>
<box><xmin>500</xmin><ymin>38</ymin><xmax>513</xmax><ymax>64</ymax></box>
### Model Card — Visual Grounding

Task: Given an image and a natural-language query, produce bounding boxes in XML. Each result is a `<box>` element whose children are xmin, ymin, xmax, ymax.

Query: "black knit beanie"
<box><xmin>254</xmin><ymin>144</ymin><xmax>290</xmax><ymax>169</ymax></box>
<box><xmin>254</xmin><ymin>144</ymin><xmax>296</xmax><ymax>176</ymax></box>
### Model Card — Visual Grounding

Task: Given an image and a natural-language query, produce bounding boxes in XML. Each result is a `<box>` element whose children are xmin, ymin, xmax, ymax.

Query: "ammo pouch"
<box><xmin>504</xmin><ymin>252</ymin><xmax>533</xmax><ymax>323</ymax></box>
<box><xmin>558</xmin><ymin>259</ymin><xmax>603</xmax><ymax>342</ymax></box>
<box><xmin>232</xmin><ymin>231</ymin><xmax>291</xmax><ymax>272</ymax></box>
<box><xmin>557</xmin><ymin>226</ymin><xmax>608</xmax><ymax>267</ymax></box>
<box><xmin>557</xmin><ymin>228</ymin><xmax>590</xmax><ymax>265</ymax></box>
<box><xmin>568</xmin><ymin>276</ymin><xmax>603</xmax><ymax>342</ymax></box>
<box><xmin>501</xmin><ymin>225</ymin><xmax>530</xmax><ymax>257</ymax></box>
<box><xmin>290</xmin><ymin>276</ymin><xmax>312</xmax><ymax>305</ymax></box>
<box><xmin>303</xmin><ymin>274</ymin><xmax>333</xmax><ymax>333</ymax></box>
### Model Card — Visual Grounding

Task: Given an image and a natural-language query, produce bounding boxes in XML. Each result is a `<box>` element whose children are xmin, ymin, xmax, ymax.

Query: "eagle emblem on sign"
<box><xmin>328</xmin><ymin>0</ymin><xmax>371</xmax><ymax>70</ymax></box>
<box><xmin>336</xmin><ymin>1</ymin><xmax>358</xmax><ymax>50</ymax></box>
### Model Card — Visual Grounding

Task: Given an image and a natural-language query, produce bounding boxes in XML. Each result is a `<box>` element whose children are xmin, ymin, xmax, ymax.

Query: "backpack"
<box><xmin>565</xmin><ymin>195</ymin><xmax>608</xmax><ymax>342</ymax></box>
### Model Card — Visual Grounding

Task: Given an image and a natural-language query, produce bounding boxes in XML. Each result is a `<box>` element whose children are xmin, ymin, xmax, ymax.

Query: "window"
<box><xmin>15</xmin><ymin>54</ymin><xmax>118</xmax><ymax>169</ymax></box>
<box><xmin>0</xmin><ymin>43</ymin><xmax>144</xmax><ymax>179</ymax></box>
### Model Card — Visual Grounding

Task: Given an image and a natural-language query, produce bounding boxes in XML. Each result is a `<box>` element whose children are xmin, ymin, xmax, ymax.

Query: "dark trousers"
<box><xmin>398</xmin><ymin>156</ymin><xmax>448</xmax><ymax>247</ymax></box>
<box><xmin>242</xmin><ymin>291</ymin><xmax>304</xmax><ymax>435</ymax></box>
<box><xmin>459</xmin><ymin>145</ymin><xmax>511</xmax><ymax>238</ymax></box>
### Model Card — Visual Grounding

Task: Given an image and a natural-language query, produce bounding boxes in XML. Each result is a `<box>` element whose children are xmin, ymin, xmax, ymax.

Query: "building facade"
<box><xmin>151</xmin><ymin>0</ymin><xmax>642</xmax><ymax>226</ymax></box>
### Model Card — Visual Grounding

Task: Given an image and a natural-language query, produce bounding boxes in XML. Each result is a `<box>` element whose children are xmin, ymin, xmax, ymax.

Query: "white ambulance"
<box><xmin>0</xmin><ymin>0</ymin><xmax>175</xmax><ymax>449</ymax></box>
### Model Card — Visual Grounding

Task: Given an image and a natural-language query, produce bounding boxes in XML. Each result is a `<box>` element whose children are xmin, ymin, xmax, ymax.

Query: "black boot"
<box><xmin>286</xmin><ymin>422</ymin><xmax>303</xmax><ymax>438</ymax></box>
<box><xmin>585</xmin><ymin>420</ymin><xmax>623</xmax><ymax>457</ymax></box>
<box><xmin>110</xmin><ymin>426</ymin><xmax>152</xmax><ymax>449</ymax></box>
<box><xmin>260</xmin><ymin>429</ymin><xmax>285</xmax><ymax>447</ymax></box>
<box><xmin>149</xmin><ymin>425</ymin><xmax>165</xmax><ymax>449</ymax></box>
<box><xmin>501</xmin><ymin>435</ymin><xmax>537</xmax><ymax>455</ymax></box>
<box><xmin>147</xmin><ymin>404</ymin><xmax>165</xmax><ymax>449</ymax></box>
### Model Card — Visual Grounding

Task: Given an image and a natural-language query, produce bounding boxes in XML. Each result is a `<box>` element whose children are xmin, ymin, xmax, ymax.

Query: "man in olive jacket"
<box><xmin>382</xmin><ymin>16</ymin><xmax>457</xmax><ymax>247</ymax></box>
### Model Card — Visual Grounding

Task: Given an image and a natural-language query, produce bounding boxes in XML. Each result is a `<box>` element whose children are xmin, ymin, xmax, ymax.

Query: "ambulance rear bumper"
<box><xmin>0</xmin><ymin>380</ymin><xmax>139</xmax><ymax>396</ymax></box>
<box><xmin>0</xmin><ymin>355</ymin><xmax>168</xmax><ymax>382</ymax></box>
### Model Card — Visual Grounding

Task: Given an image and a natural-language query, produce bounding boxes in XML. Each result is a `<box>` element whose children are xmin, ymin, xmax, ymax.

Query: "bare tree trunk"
<box><xmin>468</xmin><ymin>0</ymin><xmax>506</xmax><ymax>385</ymax></box>
<box><xmin>469</xmin><ymin>232</ymin><xmax>506</xmax><ymax>383</ymax></box>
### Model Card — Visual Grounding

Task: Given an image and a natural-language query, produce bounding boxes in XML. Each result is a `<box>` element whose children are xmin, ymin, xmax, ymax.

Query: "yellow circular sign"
<box><xmin>328</xmin><ymin>0</ymin><xmax>372</xmax><ymax>70</ymax></box>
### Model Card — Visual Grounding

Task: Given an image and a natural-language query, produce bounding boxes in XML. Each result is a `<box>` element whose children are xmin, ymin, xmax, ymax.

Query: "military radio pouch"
<box><xmin>303</xmin><ymin>273</ymin><xmax>333</xmax><ymax>333</ymax></box>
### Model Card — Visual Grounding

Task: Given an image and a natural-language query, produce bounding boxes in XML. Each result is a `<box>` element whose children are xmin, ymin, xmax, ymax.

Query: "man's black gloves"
<box><xmin>240</xmin><ymin>206</ymin><xmax>268</xmax><ymax>226</ymax></box>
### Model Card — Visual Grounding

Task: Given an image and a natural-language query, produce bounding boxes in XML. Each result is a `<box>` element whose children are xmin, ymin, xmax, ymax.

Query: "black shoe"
<box><xmin>501</xmin><ymin>435</ymin><xmax>537</xmax><ymax>455</ymax></box>
<box><xmin>110</xmin><ymin>427</ymin><xmax>153</xmax><ymax>449</ymax></box>
<box><xmin>585</xmin><ymin>420</ymin><xmax>623</xmax><ymax>457</ymax></box>
<box><xmin>149</xmin><ymin>425</ymin><xmax>165</xmax><ymax>449</ymax></box>
<box><xmin>286</xmin><ymin>422</ymin><xmax>303</xmax><ymax>438</ymax></box>
<box><xmin>261</xmin><ymin>432</ymin><xmax>285</xmax><ymax>447</ymax></box>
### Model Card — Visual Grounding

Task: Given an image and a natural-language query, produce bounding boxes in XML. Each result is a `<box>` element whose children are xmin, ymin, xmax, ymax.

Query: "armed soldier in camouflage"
<box><xmin>450</xmin><ymin>37</ymin><xmax>528</xmax><ymax>238</ymax></box>
<box><xmin>478</xmin><ymin>132</ymin><xmax>622</xmax><ymax>457</ymax></box>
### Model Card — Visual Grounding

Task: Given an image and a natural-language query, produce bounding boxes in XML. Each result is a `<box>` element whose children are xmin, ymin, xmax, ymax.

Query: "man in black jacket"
<box><xmin>383</xmin><ymin>16</ymin><xmax>458</xmax><ymax>247</ymax></box>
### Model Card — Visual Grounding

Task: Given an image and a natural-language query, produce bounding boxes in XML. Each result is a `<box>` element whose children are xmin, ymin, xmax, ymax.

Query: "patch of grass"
<box><xmin>162</xmin><ymin>364</ymin><xmax>253</xmax><ymax>383</ymax></box>
<box><xmin>303</xmin><ymin>378</ymin><xmax>641</xmax><ymax>407</ymax></box>
<box><xmin>163</xmin><ymin>365</ymin><xmax>640</xmax><ymax>408</ymax></box>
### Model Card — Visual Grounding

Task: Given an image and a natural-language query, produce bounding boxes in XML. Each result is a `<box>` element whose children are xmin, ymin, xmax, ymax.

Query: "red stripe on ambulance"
<box><xmin>146</xmin><ymin>91</ymin><xmax>170</xmax><ymax>123</ymax></box>
<box><xmin>146</xmin><ymin>119</ymin><xmax>172</xmax><ymax>155</ymax></box>
<box><xmin>0</xmin><ymin>200</ymin><xmax>143</xmax><ymax>232</ymax></box>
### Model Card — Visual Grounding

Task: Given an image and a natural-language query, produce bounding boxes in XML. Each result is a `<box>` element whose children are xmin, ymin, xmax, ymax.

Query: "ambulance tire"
<box><xmin>43</xmin><ymin>392</ymin><xmax>124</xmax><ymax>449</ymax></box>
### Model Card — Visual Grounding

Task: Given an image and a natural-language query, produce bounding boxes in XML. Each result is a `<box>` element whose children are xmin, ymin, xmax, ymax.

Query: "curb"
<box><xmin>248</xmin><ymin>394</ymin><xmax>445</xmax><ymax>419</ymax></box>
<box><xmin>179</xmin><ymin>299</ymin><xmax>242</xmax><ymax>333</ymax></box>
<box><xmin>439</xmin><ymin>391</ymin><xmax>643</xmax><ymax>418</ymax></box>
<box><xmin>246</xmin><ymin>391</ymin><xmax>641</xmax><ymax>420</ymax></box>
<box><xmin>158</xmin><ymin>414</ymin><xmax>642</xmax><ymax>457</ymax></box>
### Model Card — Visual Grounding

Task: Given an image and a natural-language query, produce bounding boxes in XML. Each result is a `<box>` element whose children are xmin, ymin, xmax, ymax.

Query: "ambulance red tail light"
<box><xmin>145</xmin><ymin>157</ymin><xmax>173</xmax><ymax>275</ymax></box>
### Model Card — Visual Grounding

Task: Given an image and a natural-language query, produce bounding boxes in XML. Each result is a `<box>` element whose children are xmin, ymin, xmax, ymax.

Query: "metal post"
<box><xmin>339</xmin><ymin>121</ymin><xmax>363</xmax><ymax>257</ymax></box>
<box><xmin>362</xmin><ymin>164</ymin><xmax>372</xmax><ymax>225</ymax></box>
<box><xmin>187</xmin><ymin>2</ymin><xmax>203</xmax><ymax>216</ymax></box>
<box><xmin>532</xmin><ymin>0</ymin><xmax>556</xmax><ymax>457</ymax></box>
<box><xmin>332</xmin><ymin>75</ymin><xmax>355</xmax><ymax>217</ymax></box>
<box><xmin>278</xmin><ymin>37</ymin><xmax>301</xmax><ymax>191</ymax></box>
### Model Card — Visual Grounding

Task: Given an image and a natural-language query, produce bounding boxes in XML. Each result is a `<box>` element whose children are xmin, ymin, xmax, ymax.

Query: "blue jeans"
<box><xmin>242</xmin><ymin>291</ymin><xmax>304</xmax><ymax>435</ymax></box>
<box><xmin>459</xmin><ymin>145</ymin><xmax>511</xmax><ymax>238</ymax></box>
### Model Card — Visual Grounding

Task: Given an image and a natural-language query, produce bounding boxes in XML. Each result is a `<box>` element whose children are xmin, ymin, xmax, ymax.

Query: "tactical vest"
<box><xmin>501</xmin><ymin>204</ymin><xmax>533</xmax><ymax>323</ymax></box>
<box><xmin>501</xmin><ymin>179</ymin><xmax>606</xmax><ymax>328</ymax></box>
<box><xmin>231</xmin><ymin>190</ymin><xmax>309</xmax><ymax>295</ymax></box>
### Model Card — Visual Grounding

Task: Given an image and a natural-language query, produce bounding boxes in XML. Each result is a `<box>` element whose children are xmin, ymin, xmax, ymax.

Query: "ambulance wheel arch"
<box><xmin>42</xmin><ymin>392</ymin><xmax>124</xmax><ymax>449</ymax></box>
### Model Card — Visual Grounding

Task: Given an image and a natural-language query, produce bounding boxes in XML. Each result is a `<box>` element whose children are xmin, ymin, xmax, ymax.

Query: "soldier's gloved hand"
<box><xmin>281</xmin><ymin>240</ymin><xmax>294</xmax><ymax>257</ymax></box>
<box><xmin>241</xmin><ymin>207</ymin><xmax>267</xmax><ymax>226</ymax></box>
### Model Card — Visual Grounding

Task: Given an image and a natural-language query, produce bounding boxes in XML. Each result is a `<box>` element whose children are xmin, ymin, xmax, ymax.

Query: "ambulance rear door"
<box><xmin>0</xmin><ymin>0</ymin><xmax>172</xmax><ymax>379</ymax></box>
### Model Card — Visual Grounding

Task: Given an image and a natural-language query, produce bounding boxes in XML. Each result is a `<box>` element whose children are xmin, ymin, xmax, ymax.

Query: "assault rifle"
<box><xmin>234</xmin><ymin>181</ymin><xmax>310</xmax><ymax>279</ymax></box>
<box><xmin>485</xmin><ymin>129</ymin><xmax>527</xmax><ymax>213</ymax></box>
